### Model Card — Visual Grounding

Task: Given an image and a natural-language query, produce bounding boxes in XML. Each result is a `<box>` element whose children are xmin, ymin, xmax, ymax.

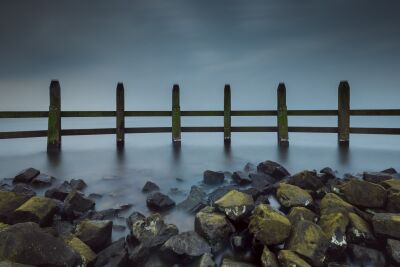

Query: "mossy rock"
<box><xmin>277</xmin><ymin>250</ymin><xmax>311</xmax><ymax>267</ymax></box>
<box><xmin>287</xmin><ymin>207</ymin><xmax>317</xmax><ymax>225</ymax></box>
<box><xmin>194</xmin><ymin>206</ymin><xmax>235</xmax><ymax>252</ymax></box>
<box><xmin>248</xmin><ymin>204</ymin><xmax>291</xmax><ymax>245</ymax></box>
<box><xmin>261</xmin><ymin>246</ymin><xmax>279</xmax><ymax>267</ymax></box>
<box><xmin>190</xmin><ymin>252</ymin><xmax>215</xmax><ymax>267</ymax></box>
<box><xmin>339</xmin><ymin>179</ymin><xmax>387</xmax><ymax>208</ymax></box>
<box><xmin>319</xmin><ymin>193</ymin><xmax>354</xmax><ymax>215</ymax></box>
<box><xmin>214</xmin><ymin>190</ymin><xmax>254</xmax><ymax>221</ymax></box>
<box><xmin>276</xmin><ymin>183</ymin><xmax>313</xmax><ymax>208</ymax></box>
<box><xmin>12</xmin><ymin>196</ymin><xmax>57</xmax><ymax>226</ymax></box>
<box><xmin>287</xmin><ymin>220</ymin><xmax>329</xmax><ymax>267</ymax></box>
<box><xmin>287</xmin><ymin>170</ymin><xmax>324</xmax><ymax>191</ymax></box>
<box><xmin>220</xmin><ymin>258</ymin><xmax>257</xmax><ymax>267</ymax></box>
<box><xmin>387</xmin><ymin>239</ymin><xmax>400</xmax><ymax>264</ymax></box>
<box><xmin>380</xmin><ymin>179</ymin><xmax>400</xmax><ymax>192</ymax></box>
<box><xmin>75</xmin><ymin>220</ymin><xmax>113</xmax><ymax>252</ymax></box>
<box><xmin>64</xmin><ymin>235</ymin><xmax>96</xmax><ymax>266</ymax></box>
<box><xmin>0</xmin><ymin>223</ymin><xmax>9</xmax><ymax>232</ymax></box>
<box><xmin>0</xmin><ymin>261</ymin><xmax>35</xmax><ymax>267</ymax></box>
<box><xmin>347</xmin><ymin>212</ymin><xmax>376</xmax><ymax>245</ymax></box>
<box><xmin>0</xmin><ymin>191</ymin><xmax>31</xmax><ymax>224</ymax></box>
<box><xmin>386</xmin><ymin>191</ymin><xmax>400</xmax><ymax>212</ymax></box>
<box><xmin>372</xmin><ymin>213</ymin><xmax>400</xmax><ymax>239</ymax></box>
<box><xmin>318</xmin><ymin>212</ymin><xmax>349</xmax><ymax>248</ymax></box>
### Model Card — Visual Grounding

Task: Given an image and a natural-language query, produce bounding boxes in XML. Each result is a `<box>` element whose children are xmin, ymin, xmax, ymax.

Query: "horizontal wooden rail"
<box><xmin>0</xmin><ymin>130</ymin><xmax>48</xmax><ymax>139</ymax></box>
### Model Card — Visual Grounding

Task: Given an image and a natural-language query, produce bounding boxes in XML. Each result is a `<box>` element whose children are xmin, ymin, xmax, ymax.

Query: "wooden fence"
<box><xmin>0</xmin><ymin>80</ymin><xmax>400</xmax><ymax>152</ymax></box>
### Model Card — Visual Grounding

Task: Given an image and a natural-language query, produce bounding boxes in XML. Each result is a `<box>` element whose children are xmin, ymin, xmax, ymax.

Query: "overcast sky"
<box><xmin>0</xmin><ymin>0</ymin><xmax>399</xmax><ymax>111</ymax></box>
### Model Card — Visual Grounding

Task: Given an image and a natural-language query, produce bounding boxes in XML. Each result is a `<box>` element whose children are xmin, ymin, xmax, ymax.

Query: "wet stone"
<box><xmin>70</xmin><ymin>179</ymin><xmax>87</xmax><ymax>191</ymax></box>
<box><xmin>207</xmin><ymin>185</ymin><xmax>238</xmax><ymax>205</ymax></box>
<box><xmin>11</xmin><ymin>183</ymin><xmax>36</xmax><ymax>197</ymax></box>
<box><xmin>257</xmin><ymin>160</ymin><xmax>290</xmax><ymax>180</ymax></box>
<box><xmin>277</xmin><ymin>250</ymin><xmax>311</xmax><ymax>267</ymax></box>
<box><xmin>387</xmin><ymin>238</ymin><xmax>400</xmax><ymax>264</ymax></box>
<box><xmin>346</xmin><ymin>212</ymin><xmax>376</xmax><ymax>245</ymax></box>
<box><xmin>363</xmin><ymin>171</ymin><xmax>395</xmax><ymax>184</ymax></box>
<box><xmin>339</xmin><ymin>179</ymin><xmax>387</xmax><ymax>208</ymax></box>
<box><xmin>214</xmin><ymin>190</ymin><xmax>254</xmax><ymax>222</ymax></box>
<box><xmin>249</xmin><ymin>173</ymin><xmax>276</xmax><ymax>191</ymax></box>
<box><xmin>276</xmin><ymin>183</ymin><xmax>313</xmax><ymax>208</ymax></box>
<box><xmin>75</xmin><ymin>219</ymin><xmax>113</xmax><ymax>252</ymax></box>
<box><xmin>231</xmin><ymin>171</ymin><xmax>252</xmax><ymax>185</ymax></box>
<box><xmin>13</xmin><ymin>168</ymin><xmax>40</xmax><ymax>184</ymax></box>
<box><xmin>146</xmin><ymin>192</ymin><xmax>176</xmax><ymax>211</ymax></box>
<box><xmin>220</xmin><ymin>258</ymin><xmax>257</xmax><ymax>267</ymax></box>
<box><xmin>261</xmin><ymin>246</ymin><xmax>279</xmax><ymax>267</ymax></box>
<box><xmin>0</xmin><ymin>191</ymin><xmax>31</xmax><ymax>224</ymax></box>
<box><xmin>287</xmin><ymin>170</ymin><xmax>324</xmax><ymax>191</ymax></box>
<box><xmin>94</xmin><ymin>238</ymin><xmax>129</xmax><ymax>267</ymax></box>
<box><xmin>45</xmin><ymin>181</ymin><xmax>73</xmax><ymax>201</ymax></box>
<box><xmin>142</xmin><ymin>181</ymin><xmax>160</xmax><ymax>193</ymax></box>
<box><xmin>287</xmin><ymin>207</ymin><xmax>317</xmax><ymax>225</ymax></box>
<box><xmin>203</xmin><ymin>170</ymin><xmax>225</xmax><ymax>185</ymax></box>
<box><xmin>177</xmin><ymin>185</ymin><xmax>206</xmax><ymax>213</ymax></box>
<box><xmin>64</xmin><ymin>235</ymin><xmax>96</xmax><ymax>266</ymax></box>
<box><xmin>64</xmin><ymin>190</ymin><xmax>95</xmax><ymax>218</ymax></box>
<box><xmin>12</xmin><ymin>196</ymin><xmax>57</xmax><ymax>226</ymax></box>
<box><xmin>372</xmin><ymin>212</ymin><xmax>400</xmax><ymax>239</ymax></box>
<box><xmin>348</xmin><ymin>244</ymin><xmax>386</xmax><ymax>267</ymax></box>
<box><xmin>31</xmin><ymin>173</ymin><xmax>55</xmax><ymax>187</ymax></box>
<box><xmin>192</xmin><ymin>253</ymin><xmax>216</xmax><ymax>267</ymax></box>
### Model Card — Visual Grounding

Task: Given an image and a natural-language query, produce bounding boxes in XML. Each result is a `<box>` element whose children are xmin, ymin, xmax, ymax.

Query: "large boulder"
<box><xmin>248</xmin><ymin>204</ymin><xmax>291</xmax><ymax>245</ymax></box>
<box><xmin>12</xmin><ymin>196</ymin><xmax>57</xmax><ymax>226</ymax></box>
<box><xmin>249</xmin><ymin>173</ymin><xmax>276</xmax><ymax>192</ymax></box>
<box><xmin>261</xmin><ymin>247</ymin><xmax>279</xmax><ymax>267</ymax></box>
<box><xmin>194</xmin><ymin>206</ymin><xmax>235</xmax><ymax>252</ymax></box>
<box><xmin>0</xmin><ymin>191</ymin><xmax>31</xmax><ymax>224</ymax></box>
<box><xmin>142</xmin><ymin>181</ymin><xmax>160</xmax><ymax>193</ymax></box>
<box><xmin>220</xmin><ymin>258</ymin><xmax>257</xmax><ymax>267</ymax></box>
<box><xmin>0</xmin><ymin>261</ymin><xmax>35</xmax><ymax>267</ymax></box>
<box><xmin>160</xmin><ymin>231</ymin><xmax>211</xmax><ymax>264</ymax></box>
<box><xmin>231</xmin><ymin>171</ymin><xmax>252</xmax><ymax>185</ymax></box>
<box><xmin>276</xmin><ymin>183</ymin><xmax>313</xmax><ymax>208</ymax></box>
<box><xmin>371</xmin><ymin>213</ymin><xmax>400</xmax><ymax>239</ymax></box>
<box><xmin>277</xmin><ymin>250</ymin><xmax>311</xmax><ymax>267</ymax></box>
<box><xmin>94</xmin><ymin>238</ymin><xmax>129</xmax><ymax>267</ymax></box>
<box><xmin>346</xmin><ymin>212</ymin><xmax>376</xmax><ymax>245</ymax></box>
<box><xmin>287</xmin><ymin>170</ymin><xmax>324</xmax><ymax>191</ymax></box>
<box><xmin>380</xmin><ymin>178</ymin><xmax>400</xmax><ymax>192</ymax></box>
<box><xmin>318</xmin><ymin>211</ymin><xmax>349</xmax><ymax>249</ymax></box>
<box><xmin>339</xmin><ymin>179</ymin><xmax>387</xmax><ymax>208</ymax></box>
<box><xmin>31</xmin><ymin>173</ymin><xmax>55</xmax><ymax>187</ymax></box>
<box><xmin>177</xmin><ymin>186</ymin><xmax>206</xmax><ymax>213</ymax></box>
<box><xmin>386</xmin><ymin>191</ymin><xmax>400</xmax><ymax>212</ymax></box>
<box><xmin>257</xmin><ymin>160</ymin><xmax>290</xmax><ymax>180</ymax></box>
<box><xmin>11</xmin><ymin>184</ymin><xmax>35</xmax><ymax>197</ymax></box>
<box><xmin>146</xmin><ymin>192</ymin><xmax>175</xmax><ymax>211</ymax></box>
<box><xmin>64</xmin><ymin>235</ymin><xmax>96</xmax><ymax>266</ymax></box>
<box><xmin>348</xmin><ymin>244</ymin><xmax>386</xmax><ymax>267</ymax></box>
<box><xmin>191</xmin><ymin>253</ymin><xmax>216</xmax><ymax>267</ymax></box>
<box><xmin>287</xmin><ymin>207</ymin><xmax>317</xmax><ymax>225</ymax></box>
<box><xmin>13</xmin><ymin>168</ymin><xmax>40</xmax><ymax>184</ymax></box>
<box><xmin>0</xmin><ymin>222</ymin><xmax>79</xmax><ymax>266</ymax></box>
<box><xmin>45</xmin><ymin>181</ymin><xmax>73</xmax><ymax>201</ymax></box>
<box><xmin>214</xmin><ymin>190</ymin><xmax>254</xmax><ymax>222</ymax></box>
<box><xmin>75</xmin><ymin>219</ymin><xmax>113</xmax><ymax>252</ymax></box>
<box><xmin>63</xmin><ymin>190</ymin><xmax>95</xmax><ymax>217</ymax></box>
<box><xmin>363</xmin><ymin>171</ymin><xmax>395</xmax><ymax>184</ymax></box>
<box><xmin>319</xmin><ymin>193</ymin><xmax>354</xmax><ymax>215</ymax></box>
<box><xmin>203</xmin><ymin>170</ymin><xmax>225</xmax><ymax>185</ymax></box>
<box><xmin>287</xmin><ymin>220</ymin><xmax>329</xmax><ymax>267</ymax></box>
<box><xmin>387</xmin><ymin>238</ymin><xmax>400</xmax><ymax>264</ymax></box>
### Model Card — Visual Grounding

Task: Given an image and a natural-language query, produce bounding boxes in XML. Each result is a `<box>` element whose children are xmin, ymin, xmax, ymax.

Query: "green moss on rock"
<box><xmin>248</xmin><ymin>204</ymin><xmax>291</xmax><ymax>245</ymax></box>
<box><xmin>347</xmin><ymin>212</ymin><xmax>375</xmax><ymax>244</ymax></box>
<box><xmin>287</xmin><ymin>207</ymin><xmax>317</xmax><ymax>225</ymax></box>
<box><xmin>380</xmin><ymin>179</ymin><xmax>400</xmax><ymax>192</ymax></box>
<box><xmin>319</xmin><ymin>193</ymin><xmax>354</xmax><ymax>215</ymax></box>
<box><xmin>214</xmin><ymin>190</ymin><xmax>254</xmax><ymax>221</ymax></box>
<box><xmin>75</xmin><ymin>220</ymin><xmax>113</xmax><ymax>252</ymax></box>
<box><xmin>12</xmin><ymin>196</ymin><xmax>57</xmax><ymax>226</ymax></box>
<box><xmin>372</xmin><ymin>213</ymin><xmax>400</xmax><ymax>239</ymax></box>
<box><xmin>277</xmin><ymin>250</ymin><xmax>311</xmax><ymax>267</ymax></box>
<box><xmin>261</xmin><ymin>246</ymin><xmax>279</xmax><ymax>267</ymax></box>
<box><xmin>339</xmin><ymin>179</ymin><xmax>387</xmax><ymax>208</ymax></box>
<box><xmin>64</xmin><ymin>235</ymin><xmax>96</xmax><ymax>266</ymax></box>
<box><xmin>0</xmin><ymin>191</ymin><xmax>31</xmax><ymax>224</ymax></box>
<box><xmin>318</xmin><ymin>212</ymin><xmax>349</xmax><ymax>248</ymax></box>
<box><xmin>276</xmin><ymin>183</ymin><xmax>313</xmax><ymax>208</ymax></box>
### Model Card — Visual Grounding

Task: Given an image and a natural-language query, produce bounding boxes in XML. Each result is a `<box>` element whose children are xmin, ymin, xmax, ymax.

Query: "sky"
<box><xmin>0</xmin><ymin>0</ymin><xmax>400</xmax><ymax>111</ymax></box>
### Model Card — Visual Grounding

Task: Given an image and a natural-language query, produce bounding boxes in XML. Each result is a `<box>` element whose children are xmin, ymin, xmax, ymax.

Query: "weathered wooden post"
<box><xmin>277</xmin><ymin>83</ymin><xmax>289</xmax><ymax>146</ymax></box>
<box><xmin>47</xmin><ymin>80</ymin><xmax>62</xmax><ymax>152</ymax></box>
<box><xmin>116</xmin><ymin>82</ymin><xmax>125</xmax><ymax>148</ymax></box>
<box><xmin>172</xmin><ymin>84</ymin><xmax>181</xmax><ymax>144</ymax></box>
<box><xmin>224</xmin><ymin>84</ymin><xmax>231</xmax><ymax>145</ymax></box>
<box><xmin>338</xmin><ymin>81</ymin><xmax>350</xmax><ymax>146</ymax></box>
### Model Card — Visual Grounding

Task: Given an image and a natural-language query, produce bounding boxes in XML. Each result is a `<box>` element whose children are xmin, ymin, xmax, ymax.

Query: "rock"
<box><xmin>64</xmin><ymin>190</ymin><xmax>95</xmax><ymax>217</ymax></box>
<box><xmin>11</xmin><ymin>184</ymin><xmax>36</xmax><ymax>197</ymax></box>
<box><xmin>248</xmin><ymin>204</ymin><xmax>291</xmax><ymax>245</ymax></box>
<box><xmin>13</xmin><ymin>168</ymin><xmax>40</xmax><ymax>184</ymax></box>
<box><xmin>87</xmin><ymin>208</ymin><xmax>119</xmax><ymax>220</ymax></box>
<box><xmin>220</xmin><ymin>258</ymin><xmax>257</xmax><ymax>267</ymax></box>
<box><xmin>287</xmin><ymin>220</ymin><xmax>329</xmax><ymax>267</ymax></box>
<box><xmin>0</xmin><ymin>222</ymin><xmax>9</xmax><ymax>231</ymax></box>
<box><xmin>387</xmin><ymin>191</ymin><xmax>400</xmax><ymax>212</ymax></box>
<box><xmin>52</xmin><ymin>219</ymin><xmax>74</xmax><ymax>237</ymax></box>
<box><xmin>203</xmin><ymin>170</ymin><xmax>225</xmax><ymax>185</ymax></box>
<box><xmin>276</xmin><ymin>183</ymin><xmax>313</xmax><ymax>208</ymax></box>
<box><xmin>346</xmin><ymin>212</ymin><xmax>376</xmax><ymax>245</ymax></box>
<box><xmin>94</xmin><ymin>238</ymin><xmax>129</xmax><ymax>267</ymax></box>
<box><xmin>88</xmin><ymin>193</ymin><xmax>103</xmax><ymax>200</ymax></box>
<box><xmin>0</xmin><ymin>222</ymin><xmax>79</xmax><ymax>266</ymax></box>
<box><xmin>129</xmin><ymin>213</ymin><xmax>178</xmax><ymax>248</ymax></box>
<box><xmin>75</xmin><ymin>219</ymin><xmax>113</xmax><ymax>252</ymax></box>
<box><xmin>192</xmin><ymin>253</ymin><xmax>216</xmax><ymax>267</ymax></box>
<box><xmin>244</xmin><ymin>162</ymin><xmax>256</xmax><ymax>173</ymax></box>
<box><xmin>387</xmin><ymin>238</ymin><xmax>400</xmax><ymax>264</ymax></box>
<box><xmin>382</xmin><ymin>167</ymin><xmax>398</xmax><ymax>174</ymax></box>
<box><xmin>348</xmin><ymin>244</ymin><xmax>386</xmax><ymax>267</ymax></box>
<box><xmin>230</xmin><ymin>229</ymin><xmax>252</xmax><ymax>252</ymax></box>
<box><xmin>177</xmin><ymin>186</ymin><xmax>206</xmax><ymax>213</ymax></box>
<box><xmin>249</xmin><ymin>173</ymin><xmax>276</xmax><ymax>191</ymax></box>
<box><xmin>169</xmin><ymin>187</ymin><xmax>185</xmax><ymax>196</ymax></box>
<box><xmin>142</xmin><ymin>181</ymin><xmax>160</xmax><ymax>193</ymax></box>
<box><xmin>380</xmin><ymin>178</ymin><xmax>400</xmax><ymax>192</ymax></box>
<box><xmin>70</xmin><ymin>179</ymin><xmax>87</xmax><ymax>191</ymax></box>
<box><xmin>146</xmin><ymin>192</ymin><xmax>176</xmax><ymax>211</ymax></box>
<box><xmin>207</xmin><ymin>185</ymin><xmax>238</xmax><ymax>204</ymax></box>
<box><xmin>45</xmin><ymin>181</ymin><xmax>72</xmax><ymax>201</ymax></box>
<box><xmin>261</xmin><ymin>247</ymin><xmax>279</xmax><ymax>267</ymax></box>
<box><xmin>143</xmin><ymin>254</ymin><xmax>169</xmax><ymax>267</ymax></box>
<box><xmin>287</xmin><ymin>207</ymin><xmax>317</xmax><ymax>225</ymax></box>
<box><xmin>318</xmin><ymin>211</ymin><xmax>349</xmax><ymax>249</ymax></box>
<box><xmin>126</xmin><ymin>211</ymin><xmax>146</xmax><ymax>229</ymax></box>
<box><xmin>257</xmin><ymin>160</ymin><xmax>290</xmax><ymax>180</ymax></box>
<box><xmin>319</xmin><ymin>193</ymin><xmax>354</xmax><ymax>215</ymax></box>
<box><xmin>0</xmin><ymin>261</ymin><xmax>35</xmax><ymax>267</ymax></box>
<box><xmin>160</xmin><ymin>231</ymin><xmax>211</xmax><ymax>264</ymax></box>
<box><xmin>288</xmin><ymin>170</ymin><xmax>324</xmax><ymax>191</ymax></box>
<box><xmin>339</xmin><ymin>179</ymin><xmax>387</xmax><ymax>208</ymax></box>
<box><xmin>194</xmin><ymin>206</ymin><xmax>235</xmax><ymax>252</ymax></box>
<box><xmin>31</xmin><ymin>173</ymin><xmax>55</xmax><ymax>187</ymax></box>
<box><xmin>113</xmin><ymin>224</ymin><xmax>126</xmax><ymax>231</ymax></box>
<box><xmin>214</xmin><ymin>190</ymin><xmax>254</xmax><ymax>222</ymax></box>
<box><xmin>64</xmin><ymin>235</ymin><xmax>96</xmax><ymax>266</ymax></box>
<box><xmin>372</xmin><ymin>213</ymin><xmax>400</xmax><ymax>239</ymax></box>
<box><xmin>231</xmin><ymin>171</ymin><xmax>252</xmax><ymax>185</ymax></box>
<box><xmin>363</xmin><ymin>171</ymin><xmax>395</xmax><ymax>183</ymax></box>
<box><xmin>12</xmin><ymin>196</ymin><xmax>57</xmax><ymax>226</ymax></box>
<box><xmin>320</xmin><ymin>167</ymin><xmax>336</xmax><ymax>179</ymax></box>
<box><xmin>0</xmin><ymin>191</ymin><xmax>31</xmax><ymax>224</ymax></box>
<box><xmin>277</xmin><ymin>250</ymin><xmax>311</xmax><ymax>267</ymax></box>
<box><xmin>254</xmin><ymin>194</ymin><xmax>270</xmax><ymax>206</ymax></box>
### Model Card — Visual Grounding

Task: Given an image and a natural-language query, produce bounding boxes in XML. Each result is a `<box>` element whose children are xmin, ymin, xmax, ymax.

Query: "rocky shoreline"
<box><xmin>0</xmin><ymin>161</ymin><xmax>400</xmax><ymax>267</ymax></box>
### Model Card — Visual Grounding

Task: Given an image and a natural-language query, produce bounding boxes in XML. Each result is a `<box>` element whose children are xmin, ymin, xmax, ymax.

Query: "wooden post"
<box><xmin>277</xmin><ymin>83</ymin><xmax>289</xmax><ymax>146</ymax></box>
<box><xmin>338</xmin><ymin>81</ymin><xmax>350</xmax><ymax>146</ymax></box>
<box><xmin>172</xmin><ymin>84</ymin><xmax>181</xmax><ymax>143</ymax></box>
<box><xmin>224</xmin><ymin>84</ymin><xmax>231</xmax><ymax>144</ymax></box>
<box><xmin>47</xmin><ymin>80</ymin><xmax>61</xmax><ymax>152</ymax></box>
<box><xmin>116</xmin><ymin>82</ymin><xmax>125</xmax><ymax>148</ymax></box>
